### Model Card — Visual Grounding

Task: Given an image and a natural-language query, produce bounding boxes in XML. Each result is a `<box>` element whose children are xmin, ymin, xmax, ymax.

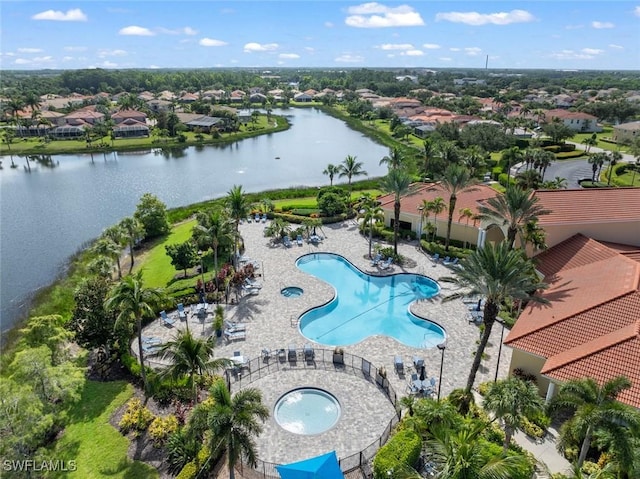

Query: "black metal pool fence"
<box><xmin>225</xmin><ymin>348</ymin><xmax>401</xmax><ymax>478</ymax></box>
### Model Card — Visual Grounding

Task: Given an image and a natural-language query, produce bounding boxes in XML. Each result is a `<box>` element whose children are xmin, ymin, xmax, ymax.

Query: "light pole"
<box><xmin>494</xmin><ymin>320</ymin><xmax>506</xmax><ymax>382</ymax></box>
<box><xmin>437</xmin><ymin>343</ymin><xmax>446</xmax><ymax>401</ymax></box>
<box><xmin>417</xmin><ymin>205</ymin><xmax>424</xmax><ymax>251</ymax></box>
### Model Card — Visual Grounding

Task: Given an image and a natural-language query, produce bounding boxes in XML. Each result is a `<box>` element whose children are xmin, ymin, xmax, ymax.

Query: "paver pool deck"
<box><xmin>138</xmin><ymin>219</ymin><xmax>513</xmax><ymax>466</ymax></box>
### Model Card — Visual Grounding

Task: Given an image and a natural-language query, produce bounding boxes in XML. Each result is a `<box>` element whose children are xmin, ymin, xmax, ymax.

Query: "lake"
<box><xmin>0</xmin><ymin>108</ymin><xmax>390</xmax><ymax>336</ymax></box>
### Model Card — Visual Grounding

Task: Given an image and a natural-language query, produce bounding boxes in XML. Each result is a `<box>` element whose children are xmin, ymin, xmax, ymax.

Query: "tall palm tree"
<box><xmin>155</xmin><ymin>329</ymin><xmax>231</xmax><ymax>403</ymax></box>
<box><xmin>92</xmin><ymin>237</ymin><xmax>121</xmax><ymax>279</ymax></box>
<box><xmin>429</xmin><ymin>197</ymin><xmax>446</xmax><ymax>242</ymax></box>
<box><xmin>208</xmin><ymin>380</ymin><xmax>269</xmax><ymax>479</ymax></box>
<box><xmin>458</xmin><ymin>207</ymin><xmax>475</xmax><ymax>249</ymax></box>
<box><xmin>428</xmin><ymin>421</ymin><xmax>530</xmax><ymax>479</ymax></box>
<box><xmin>548</xmin><ymin>376</ymin><xmax>640</xmax><ymax>469</ymax></box>
<box><xmin>588</xmin><ymin>152</ymin><xmax>607</xmax><ymax>182</ymax></box>
<box><xmin>439</xmin><ymin>164</ymin><xmax>474</xmax><ymax>251</ymax></box>
<box><xmin>437</xmin><ymin>140</ymin><xmax>460</xmax><ymax>165</ymax></box>
<box><xmin>105</xmin><ymin>271</ymin><xmax>164</xmax><ymax>393</ymax></box>
<box><xmin>358</xmin><ymin>198</ymin><xmax>384</xmax><ymax>258</ymax></box>
<box><xmin>606</xmin><ymin>150</ymin><xmax>622</xmax><ymax>186</ymax></box>
<box><xmin>533</xmin><ymin>149</ymin><xmax>555</xmax><ymax>181</ymax></box>
<box><xmin>516</xmin><ymin>169</ymin><xmax>543</xmax><ymax>190</ymax></box>
<box><xmin>380</xmin><ymin>169</ymin><xmax>412</xmax><ymax>255</ymax></box>
<box><xmin>322</xmin><ymin>163</ymin><xmax>340</xmax><ymax>186</ymax></box>
<box><xmin>501</xmin><ymin>146</ymin><xmax>523</xmax><ymax>182</ymax></box>
<box><xmin>582</xmin><ymin>134</ymin><xmax>598</xmax><ymax>154</ymax></box>
<box><xmin>422</xmin><ymin>138</ymin><xmax>437</xmax><ymax>178</ymax></box>
<box><xmin>463</xmin><ymin>145</ymin><xmax>486</xmax><ymax>177</ymax></box>
<box><xmin>225</xmin><ymin>185</ymin><xmax>249</xmax><ymax>265</ymax></box>
<box><xmin>483</xmin><ymin>377</ymin><xmax>545</xmax><ymax>453</ymax></box>
<box><xmin>119</xmin><ymin>217</ymin><xmax>144</xmax><ymax>274</ymax></box>
<box><xmin>379</xmin><ymin>147</ymin><xmax>406</xmax><ymax>170</ymax></box>
<box><xmin>102</xmin><ymin>224</ymin><xmax>126</xmax><ymax>279</ymax></box>
<box><xmin>478</xmin><ymin>187</ymin><xmax>551</xmax><ymax>249</ymax></box>
<box><xmin>194</xmin><ymin>208</ymin><xmax>234</xmax><ymax>274</ymax></box>
<box><xmin>339</xmin><ymin>155</ymin><xmax>367</xmax><ymax>194</ymax></box>
<box><xmin>441</xmin><ymin>242</ymin><xmax>548</xmax><ymax>393</ymax></box>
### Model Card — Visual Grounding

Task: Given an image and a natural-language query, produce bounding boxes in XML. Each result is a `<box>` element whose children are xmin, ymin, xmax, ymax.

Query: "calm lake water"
<box><xmin>0</xmin><ymin>108</ymin><xmax>389</xmax><ymax>337</ymax></box>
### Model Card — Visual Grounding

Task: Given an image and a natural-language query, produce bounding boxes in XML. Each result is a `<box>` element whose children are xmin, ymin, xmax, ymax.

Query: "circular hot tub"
<box><xmin>281</xmin><ymin>286</ymin><xmax>303</xmax><ymax>298</ymax></box>
<box><xmin>274</xmin><ymin>387</ymin><xmax>341</xmax><ymax>435</ymax></box>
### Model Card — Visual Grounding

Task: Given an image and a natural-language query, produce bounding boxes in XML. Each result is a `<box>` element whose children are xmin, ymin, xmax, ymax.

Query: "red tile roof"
<box><xmin>545</xmin><ymin>109</ymin><xmax>598</xmax><ymax>120</ymax></box>
<box><xmin>532</xmin><ymin>188</ymin><xmax>640</xmax><ymax>225</ymax></box>
<box><xmin>505</xmin><ymin>234</ymin><xmax>640</xmax><ymax>408</ymax></box>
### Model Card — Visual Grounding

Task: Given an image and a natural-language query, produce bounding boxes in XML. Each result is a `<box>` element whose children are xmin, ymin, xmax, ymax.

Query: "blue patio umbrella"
<box><xmin>276</xmin><ymin>451</ymin><xmax>344</xmax><ymax>479</ymax></box>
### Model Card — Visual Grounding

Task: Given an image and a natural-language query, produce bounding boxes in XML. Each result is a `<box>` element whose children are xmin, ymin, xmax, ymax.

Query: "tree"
<box><xmin>101</xmin><ymin>225</ymin><xmax>126</xmax><ymax>279</ymax></box>
<box><xmin>92</xmin><ymin>237</ymin><xmax>121</xmax><ymax>279</ymax></box>
<box><xmin>463</xmin><ymin>145</ymin><xmax>487</xmax><ymax>177</ymax></box>
<box><xmin>225</xmin><ymin>185</ymin><xmax>249</xmax><ymax>265</ymax></box>
<box><xmin>207</xmin><ymin>379</ymin><xmax>269</xmax><ymax>479</ymax></box>
<box><xmin>70</xmin><ymin>276</ymin><xmax>119</xmax><ymax>350</ymax></box>
<box><xmin>548</xmin><ymin>376</ymin><xmax>640</xmax><ymax>470</ymax></box>
<box><xmin>582</xmin><ymin>134</ymin><xmax>598</xmax><ymax>154</ymax></box>
<box><xmin>119</xmin><ymin>217</ymin><xmax>145</xmax><ymax>274</ymax></box>
<box><xmin>105</xmin><ymin>272</ymin><xmax>164</xmax><ymax>394</ymax></box>
<box><xmin>440</xmin><ymin>164</ymin><xmax>474</xmax><ymax>251</ymax></box>
<box><xmin>380</xmin><ymin>169</ymin><xmax>412</xmax><ymax>255</ymax></box>
<box><xmin>483</xmin><ymin>377</ymin><xmax>545</xmax><ymax>453</ymax></box>
<box><xmin>458</xmin><ymin>207</ymin><xmax>475</xmax><ymax>249</ymax></box>
<box><xmin>532</xmin><ymin>149</ymin><xmax>555</xmax><ymax>181</ymax></box>
<box><xmin>441</xmin><ymin>243</ymin><xmax>548</xmax><ymax>393</ymax></box>
<box><xmin>429</xmin><ymin>197</ymin><xmax>446</xmax><ymax>242</ymax></box>
<box><xmin>193</xmin><ymin>208</ymin><xmax>234</xmax><ymax>273</ymax></box>
<box><xmin>165</xmin><ymin>241</ymin><xmax>199</xmax><ymax>278</ymax></box>
<box><xmin>338</xmin><ymin>155</ymin><xmax>367</xmax><ymax>194</ymax></box>
<box><xmin>20</xmin><ymin>314</ymin><xmax>73</xmax><ymax>365</ymax></box>
<box><xmin>422</xmin><ymin>138</ymin><xmax>437</xmax><ymax>177</ymax></box>
<box><xmin>606</xmin><ymin>150</ymin><xmax>622</xmax><ymax>186</ymax></box>
<box><xmin>322</xmin><ymin>163</ymin><xmax>340</xmax><ymax>186</ymax></box>
<box><xmin>358</xmin><ymin>198</ymin><xmax>384</xmax><ymax>258</ymax></box>
<box><xmin>542</xmin><ymin>121</ymin><xmax>575</xmax><ymax>144</ymax></box>
<box><xmin>134</xmin><ymin>193</ymin><xmax>170</xmax><ymax>239</ymax></box>
<box><xmin>459</xmin><ymin>123</ymin><xmax>513</xmax><ymax>153</ymax></box>
<box><xmin>501</xmin><ymin>146</ymin><xmax>523</xmax><ymax>182</ymax></box>
<box><xmin>588</xmin><ymin>152</ymin><xmax>607</xmax><ymax>182</ymax></box>
<box><xmin>379</xmin><ymin>147</ymin><xmax>406</xmax><ymax>170</ymax></box>
<box><xmin>317</xmin><ymin>191</ymin><xmax>347</xmax><ymax>216</ymax></box>
<box><xmin>154</xmin><ymin>330</ymin><xmax>231</xmax><ymax>403</ymax></box>
<box><xmin>478</xmin><ymin>187</ymin><xmax>551</xmax><ymax>249</ymax></box>
<box><xmin>516</xmin><ymin>169</ymin><xmax>542</xmax><ymax>190</ymax></box>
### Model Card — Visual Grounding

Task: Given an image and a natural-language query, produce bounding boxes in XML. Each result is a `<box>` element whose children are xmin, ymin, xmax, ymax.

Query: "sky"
<box><xmin>1</xmin><ymin>1</ymin><xmax>639</xmax><ymax>71</ymax></box>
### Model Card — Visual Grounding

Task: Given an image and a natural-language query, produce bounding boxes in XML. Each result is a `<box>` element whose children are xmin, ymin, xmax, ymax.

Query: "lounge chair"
<box><xmin>177</xmin><ymin>303</ymin><xmax>187</xmax><ymax>320</ymax></box>
<box><xmin>224</xmin><ymin>329</ymin><xmax>246</xmax><ymax>342</ymax></box>
<box><xmin>262</xmin><ymin>348</ymin><xmax>271</xmax><ymax>361</ymax></box>
<box><xmin>160</xmin><ymin>310</ymin><xmax>176</xmax><ymax>326</ymax></box>
<box><xmin>283</xmin><ymin>236</ymin><xmax>292</xmax><ymax>248</ymax></box>
<box><xmin>442</xmin><ymin>256</ymin><xmax>450</xmax><ymax>264</ymax></box>
<box><xmin>261</xmin><ymin>213</ymin><xmax>268</xmax><ymax>223</ymax></box>
<box><xmin>142</xmin><ymin>341</ymin><xmax>161</xmax><ymax>353</ymax></box>
<box><xmin>143</xmin><ymin>336</ymin><xmax>161</xmax><ymax>345</ymax></box>
<box><xmin>255</xmin><ymin>213</ymin><xmax>261</xmax><ymax>222</ymax></box>
<box><xmin>407</xmin><ymin>373</ymin><xmax>420</xmax><ymax>394</ymax></box>
<box><xmin>371</xmin><ymin>253</ymin><xmax>382</xmax><ymax>266</ymax></box>
<box><xmin>242</xmin><ymin>285</ymin><xmax>260</xmax><ymax>295</ymax></box>
<box><xmin>431</xmin><ymin>253</ymin><xmax>440</xmax><ymax>263</ymax></box>
<box><xmin>296</xmin><ymin>234</ymin><xmax>303</xmax><ymax>246</ymax></box>
<box><xmin>413</xmin><ymin>356</ymin><xmax>425</xmax><ymax>370</ymax></box>
<box><xmin>444</xmin><ymin>257</ymin><xmax>459</xmax><ymax>267</ymax></box>
<box><xmin>244</xmin><ymin>278</ymin><xmax>262</xmax><ymax>288</ymax></box>
<box><xmin>394</xmin><ymin>355</ymin><xmax>405</xmax><ymax>375</ymax></box>
<box><xmin>224</xmin><ymin>321</ymin><xmax>246</xmax><ymax>333</ymax></box>
<box><xmin>304</xmin><ymin>343</ymin><xmax>315</xmax><ymax>361</ymax></box>
<box><xmin>380</xmin><ymin>257</ymin><xmax>393</xmax><ymax>270</ymax></box>
<box><xmin>287</xmin><ymin>344</ymin><xmax>297</xmax><ymax>362</ymax></box>
<box><xmin>246</xmin><ymin>216</ymin><xmax>252</xmax><ymax>223</ymax></box>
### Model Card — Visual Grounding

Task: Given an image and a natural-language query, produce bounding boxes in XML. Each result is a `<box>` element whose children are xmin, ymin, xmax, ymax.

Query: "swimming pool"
<box><xmin>296</xmin><ymin>253</ymin><xmax>445</xmax><ymax>348</ymax></box>
<box><xmin>274</xmin><ymin>387</ymin><xmax>341</xmax><ymax>435</ymax></box>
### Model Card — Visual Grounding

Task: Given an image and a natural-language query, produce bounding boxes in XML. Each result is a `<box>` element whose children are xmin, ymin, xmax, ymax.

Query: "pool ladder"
<box><xmin>290</xmin><ymin>315</ymin><xmax>299</xmax><ymax>328</ymax></box>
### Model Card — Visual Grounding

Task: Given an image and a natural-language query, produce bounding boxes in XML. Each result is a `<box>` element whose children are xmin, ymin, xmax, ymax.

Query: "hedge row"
<box><xmin>372</xmin><ymin>429</ymin><xmax>422</xmax><ymax>478</ymax></box>
<box><xmin>271</xmin><ymin>211</ymin><xmax>352</xmax><ymax>224</ymax></box>
<box><xmin>555</xmin><ymin>150</ymin><xmax>585</xmax><ymax>160</ymax></box>
<box><xmin>420</xmin><ymin>240</ymin><xmax>471</xmax><ymax>259</ymax></box>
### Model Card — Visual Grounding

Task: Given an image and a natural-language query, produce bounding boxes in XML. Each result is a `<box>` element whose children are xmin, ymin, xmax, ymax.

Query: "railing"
<box><xmin>227</xmin><ymin>348</ymin><xmax>400</xmax><ymax>478</ymax></box>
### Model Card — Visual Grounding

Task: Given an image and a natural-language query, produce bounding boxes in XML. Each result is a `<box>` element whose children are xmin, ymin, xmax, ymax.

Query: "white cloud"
<box><xmin>609</xmin><ymin>44</ymin><xmax>624</xmax><ymax>50</ymax></box>
<box><xmin>183</xmin><ymin>27</ymin><xmax>198</xmax><ymax>36</ymax></box>
<box><xmin>279</xmin><ymin>53</ymin><xmax>300</xmax><ymax>59</ymax></box>
<box><xmin>243</xmin><ymin>42</ymin><xmax>278</xmax><ymax>52</ymax></box>
<box><xmin>335</xmin><ymin>53</ymin><xmax>364</xmax><ymax>63</ymax></box>
<box><xmin>565</xmin><ymin>24</ymin><xmax>584</xmax><ymax>30</ymax></box>
<box><xmin>465</xmin><ymin>47</ymin><xmax>482</xmax><ymax>56</ymax></box>
<box><xmin>449</xmin><ymin>47</ymin><xmax>461</xmax><ymax>52</ymax></box>
<box><xmin>582</xmin><ymin>48</ymin><xmax>604</xmax><ymax>55</ymax></box>
<box><xmin>435</xmin><ymin>9</ymin><xmax>534</xmax><ymax>26</ymax></box>
<box><xmin>199</xmin><ymin>38</ymin><xmax>228</xmax><ymax>47</ymax></box>
<box><xmin>33</xmin><ymin>56</ymin><xmax>53</xmax><ymax>62</ymax></box>
<box><xmin>325</xmin><ymin>21</ymin><xmax>334</xmax><ymax>28</ymax></box>
<box><xmin>17</xmin><ymin>48</ymin><xmax>43</xmax><ymax>53</ymax></box>
<box><xmin>551</xmin><ymin>49</ymin><xmax>597</xmax><ymax>60</ymax></box>
<box><xmin>635</xmin><ymin>6</ymin><xmax>640</xmax><ymax>17</ymax></box>
<box><xmin>157</xmin><ymin>26</ymin><xmax>198</xmax><ymax>35</ymax></box>
<box><xmin>101</xmin><ymin>61</ymin><xmax>118</xmax><ymax>68</ymax></box>
<box><xmin>401</xmin><ymin>50</ymin><xmax>424</xmax><ymax>56</ymax></box>
<box><xmin>304</xmin><ymin>47</ymin><xmax>315</xmax><ymax>53</ymax></box>
<box><xmin>345</xmin><ymin>3</ymin><xmax>424</xmax><ymax>28</ymax></box>
<box><xmin>148</xmin><ymin>65</ymin><xmax>161</xmax><ymax>69</ymax></box>
<box><xmin>119</xmin><ymin>26</ymin><xmax>155</xmax><ymax>36</ymax></box>
<box><xmin>98</xmin><ymin>49</ymin><xmax>128</xmax><ymax>58</ymax></box>
<box><xmin>32</xmin><ymin>8</ymin><xmax>87</xmax><ymax>21</ymax></box>
<box><xmin>439</xmin><ymin>57</ymin><xmax>453</xmax><ymax>62</ymax></box>
<box><xmin>591</xmin><ymin>21</ymin><xmax>614</xmax><ymax>29</ymax></box>
<box><xmin>15</xmin><ymin>58</ymin><xmax>31</xmax><ymax>65</ymax></box>
<box><xmin>422</xmin><ymin>43</ymin><xmax>441</xmax><ymax>49</ymax></box>
<box><xmin>62</xmin><ymin>56</ymin><xmax>74</xmax><ymax>62</ymax></box>
<box><xmin>64</xmin><ymin>46</ymin><xmax>87</xmax><ymax>52</ymax></box>
<box><xmin>379</xmin><ymin>43</ymin><xmax>414</xmax><ymax>50</ymax></box>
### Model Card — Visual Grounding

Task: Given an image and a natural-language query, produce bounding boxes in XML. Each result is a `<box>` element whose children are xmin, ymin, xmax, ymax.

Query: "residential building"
<box><xmin>543</xmin><ymin>109</ymin><xmax>601</xmax><ymax>133</ymax></box>
<box><xmin>111</xmin><ymin>109</ymin><xmax>148</xmax><ymax>125</ymax></box>
<box><xmin>612</xmin><ymin>121</ymin><xmax>640</xmax><ymax>144</ymax></box>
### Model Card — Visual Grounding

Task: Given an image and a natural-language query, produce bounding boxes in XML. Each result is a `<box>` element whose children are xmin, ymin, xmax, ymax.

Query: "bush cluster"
<box><xmin>521</xmin><ymin>417</ymin><xmax>545</xmax><ymax>439</ymax></box>
<box><xmin>555</xmin><ymin>150</ymin><xmax>585</xmax><ymax>160</ymax></box>
<box><xmin>148</xmin><ymin>415</ymin><xmax>179</xmax><ymax>446</ymax></box>
<box><xmin>420</xmin><ymin>240</ymin><xmax>470</xmax><ymax>260</ymax></box>
<box><xmin>118</xmin><ymin>397</ymin><xmax>155</xmax><ymax>434</ymax></box>
<box><xmin>372</xmin><ymin>428</ymin><xmax>422</xmax><ymax>478</ymax></box>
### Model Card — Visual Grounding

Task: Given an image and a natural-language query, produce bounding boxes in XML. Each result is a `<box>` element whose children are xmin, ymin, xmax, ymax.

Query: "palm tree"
<box><xmin>483</xmin><ymin>377</ymin><xmax>545</xmax><ymax>453</ymax></box>
<box><xmin>155</xmin><ymin>329</ymin><xmax>231</xmax><ymax>403</ymax></box>
<box><xmin>516</xmin><ymin>169</ymin><xmax>543</xmax><ymax>190</ymax></box>
<box><xmin>92</xmin><ymin>237</ymin><xmax>121</xmax><ymax>279</ymax></box>
<box><xmin>422</xmin><ymin>138</ymin><xmax>437</xmax><ymax>178</ymax></box>
<box><xmin>428</xmin><ymin>421</ymin><xmax>530</xmax><ymax>479</ymax></box>
<box><xmin>194</xmin><ymin>208</ymin><xmax>234</xmax><ymax>274</ymax></box>
<box><xmin>322</xmin><ymin>163</ymin><xmax>340</xmax><ymax>186</ymax></box>
<box><xmin>119</xmin><ymin>217</ymin><xmax>144</xmax><ymax>274</ymax></box>
<box><xmin>441</xmin><ymin>242</ymin><xmax>548</xmax><ymax>393</ymax></box>
<box><xmin>606</xmin><ymin>150</ymin><xmax>622</xmax><ymax>186</ymax></box>
<box><xmin>379</xmin><ymin>147</ymin><xmax>406</xmax><ymax>170</ymax></box>
<box><xmin>380</xmin><ymin>169</ymin><xmax>412</xmax><ymax>255</ymax></box>
<box><xmin>105</xmin><ymin>272</ymin><xmax>164</xmax><ymax>393</ymax></box>
<box><xmin>582</xmin><ymin>134</ymin><xmax>598</xmax><ymax>154</ymax></box>
<box><xmin>478</xmin><ymin>187</ymin><xmax>551</xmax><ymax>249</ymax></box>
<box><xmin>437</xmin><ymin>140</ymin><xmax>460</xmax><ymax>165</ymax></box>
<box><xmin>358</xmin><ymin>198</ymin><xmax>384</xmax><ymax>258</ymax></box>
<box><xmin>339</xmin><ymin>155</ymin><xmax>367</xmax><ymax>194</ymax></box>
<box><xmin>588</xmin><ymin>152</ymin><xmax>607</xmax><ymax>182</ymax></box>
<box><xmin>501</xmin><ymin>146</ymin><xmax>523</xmax><ymax>182</ymax></box>
<box><xmin>439</xmin><ymin>164</ymin><xmax>474</xmax><ymax>251</ymax></box>
<box><xmin>102</xmin><ymin>224</ymin><xmax>126</xmax><ymax>279</ymax></box>
<box><xmin>548</xmin><ymin>376</ymin><xmax>640</xmax><ymax>469</ymax></box>
<box><xmin>208</xmin><ymin>380</ymin><xmax>269</xmax><ymax>479</ymax></box>
<box><xmin>458</xmin><ymin>207</ymin><xmax>475</xmax><ymax>249</ymax></box>
<box><xmin>429</xmin><ymin>197</ymin><xmax>446</xmax><ymax>242</ymax></box>
<box><xmin>533</xmin><ymin>149</ymin><xmax>555</xmax><ymax>181</ymax></box>
<box><xmin>226</xmin><ymin>185</ymin><xmax>249</xmax><ymax>265</ymax></box>
<box><xmin>463</xmin><ymin>145</ymin><xmax>486</xmax><ymax>177</ymax></box>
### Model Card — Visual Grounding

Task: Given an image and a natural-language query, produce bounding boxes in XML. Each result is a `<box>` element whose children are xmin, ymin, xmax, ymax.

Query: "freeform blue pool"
<box><xmin>296</xmin><ymin>253</ymin><xmax>446</xmax><ymax>348</ymax></box>
<box><xmin>274</xmin><ymin>388</ymin><xmax>341</xmax><ymax>435</ymax></box>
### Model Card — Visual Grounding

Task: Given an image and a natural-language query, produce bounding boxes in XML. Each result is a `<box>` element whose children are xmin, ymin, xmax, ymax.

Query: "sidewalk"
<box><xmin>513</xmin><ymin>426</ymin><xmax>572</xmax><ymax>476</ymax></box>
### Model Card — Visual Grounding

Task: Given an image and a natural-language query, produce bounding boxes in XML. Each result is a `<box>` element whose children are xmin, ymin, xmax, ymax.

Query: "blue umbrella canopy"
<box><xmin>276</xmin><ymin>451</ymin><xmax>344</xmax><ymax>479</ymax></box>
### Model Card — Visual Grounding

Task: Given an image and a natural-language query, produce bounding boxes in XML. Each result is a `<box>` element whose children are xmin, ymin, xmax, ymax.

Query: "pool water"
<box><xmin>281</xmin><ymin>286</ymin><xmax>304</xmax><ymax>298</ymax></box>
<box><xmin>297</xmin><ymin>253</ymin><xmax>445</xmax><ymax>348</ymax></box>
<box><xmin>274</xmin><ymin>388</ymin><xmax>341</xmax><ymax>435</ymax></box>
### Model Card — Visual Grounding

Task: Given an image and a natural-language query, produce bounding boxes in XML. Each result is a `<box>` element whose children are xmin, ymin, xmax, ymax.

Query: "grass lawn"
<box><xmin>271</xmin><ymin>189</ymin><xmax>384</xmax><ymax>210</ymax></box>
<box><xmin>47</xmin><ymin>380</ymin><xmax>157</xmax><ymax>479</ymax></box>
<box><xmin>136</xmin><ymin>219</ymin><xmax>196</xmax><ymax>289</ymax></box>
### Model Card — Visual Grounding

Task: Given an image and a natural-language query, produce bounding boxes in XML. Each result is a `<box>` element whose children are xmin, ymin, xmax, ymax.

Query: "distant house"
<box><xmin>49</xmin><ymin>125</ymin><xmax>85</xmax><ymax>139</ymax></box>
<box><xmin>453</xmin><ymin>78</ymin><xmax>486</xmax><ymax>86</ymax></box>
<box><xmin>229</xmin><ymin>90</ymin><xmax>246</xmax><ymax>103</ymax></box>
<box><xmin>184</xmin><ymin>116</ymin><xmax>224</xmax><ymax>133</ymax></box>
<box><xmin>543</xmin><ymin>109</ymin><xmax>601</xmax><ymax>133</ymax></box>
<box><xmin>293</xmin><ymin>92</ymin><xmax>313</xmax><ymax>102</ymax></box>
<box><xmin>396</xmin><ymin>75</ymin><xmax>418</xmax><ymax>83</ymax></box>
<box><xmin>112</xmin><ymin>119</ymin><xmax>149</xmax><ymax>138</ymax></box>
<box><xmin>111</xmin><ymin>109</ymin><xmax>147</xmax><ymax>125</ymax></box>
<box><xmin>63</xmin><ymin>110</ymin><xmax>105</xmax><ymax>126</ymax></box>
<box><xmin>612</xmin><ymin>121</ymin><xmax>640</xmax><ymax>144</ymax></box>
<box><xmin>249</xmin><ymin>93</ymin><xmax>267</xmax><ymax>103</ymax></box>
<box><xmin>179</xmin><ymin>93</ymin><xmax>198</xmax><ymax>103</ymax></box>
<box><xmin>146</xmin><ymin>99</ymin><xmax>172</xmax><ymax>113</ymax></box>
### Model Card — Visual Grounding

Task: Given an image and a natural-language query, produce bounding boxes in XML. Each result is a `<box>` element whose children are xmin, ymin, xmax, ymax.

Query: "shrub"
<box><xmin>120</xmin><ymin>352</ymin><xmax>142</xmax><ymax>377</ymax></box>
<box><xmin>420</xmin><ymin>240</ymin><xmax>471</xmax><ymax>260</ymax></box>
<box><xmin>543</xmin><ymin>145</ymin><xmax>561</xmax><ymax>153</ymax></box>
<box><xmin>118</xmin><ymin>398</ymin><xmax>155</xmax><ymax>434</ymax></box>
<box><xmin>291</xmin><ymin>208</ymin><xmax>320</xmax><ymax>216</ymax></box>
<box><xmin>317</xmin><ymin>192</ymin><xmax>348</xmax><ymax>216</ymax></box>
<box><xmin>512</xmin><ymin>368</ymin><xmax>537</xmax><ymax>384</ymax></box>
<box><xmin>581</xmin><ymin>461</ymin><xmax>601</xmax><ymax>476</ymax></box>
<box><xmin>555</xmin><ymin>150</ymin><xmax>585</xmax><ymax>160</ymax></box>
<box><xmin>378</xmin><ymin>247</ymin><xmax>404</xmax><ymax>265</ymax></box>
<box><xmin>149</xmin><ymin>415</ymin><xmax>179</xmax><ymax>446</ymax></box>
<box><xmin>176</xmin><ymin>461</ymin><xmax>197</xmax><ymax>479</ymax></box>
<box><xmin>477</xmin><ymin>381</ymin><xmax>492</xmax><ymax>396</ymax></box>
<box><xmin>522</xmin><ymin>417</ymin><xmax>545</xmax><ymax>439</ymax></box>
<box><xmin>372</xmin><ymin>428</ymin><xmax>422</xmax><ymax>479</ymax></box>
<box><xmin>498</xmin><ymin>173</ymin><xmax>516</xmax><ymax>188</ymax></box>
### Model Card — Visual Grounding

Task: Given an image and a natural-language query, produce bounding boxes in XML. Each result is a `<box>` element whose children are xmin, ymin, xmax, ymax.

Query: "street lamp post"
<box><xmin>494</xmin><ymin>320</ymin><xmax>506</xmax><ymax>382</ymax></box>
<box><xmin>437</xmin><ymin>343</ymin><xmax>446</xmax><ymax>401</ymax></box>
<box><xmin>417</xmin><ymin>205</ymin><xmax>424</xmax><ymax>251</ymax></box>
